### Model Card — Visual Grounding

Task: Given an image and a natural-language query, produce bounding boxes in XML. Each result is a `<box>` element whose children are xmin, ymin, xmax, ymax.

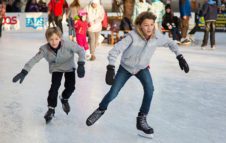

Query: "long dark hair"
<box><xmin>70</xmin><ymin>0</ymin><xmax>80</xmax><ymax>7</ymax></box>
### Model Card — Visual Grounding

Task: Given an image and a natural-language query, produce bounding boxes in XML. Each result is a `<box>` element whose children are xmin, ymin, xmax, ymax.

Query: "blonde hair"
<box><xmin>45</xmin><ymin>27</ymin><xmax>62</xmax><ymax>40</ymax></box>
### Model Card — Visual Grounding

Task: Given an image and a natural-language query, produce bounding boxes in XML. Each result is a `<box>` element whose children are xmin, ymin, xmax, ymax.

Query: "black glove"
<box><xmin>177</xmin><ymin>55</ymin><xmax>189</xmax><ymax>73</ymax></box>
<box><xmin>77</xmin><ymin>61</ymin><xmax>85</xmax><ymax>78</ymax></box>
<box><xmin>105</xmin><ymin>65</ymin><xmax>115</xmax><ymax>85</ymax></box>
<box><xmin>12</xmin><ymin>69</ymin><xmax>28</xmax><ymax>84</ymax></box>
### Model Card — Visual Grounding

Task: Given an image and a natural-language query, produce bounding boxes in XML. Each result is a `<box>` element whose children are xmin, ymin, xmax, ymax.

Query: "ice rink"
<box><xmin>0</xmin><ymin>30</ymin><xmax>226</xmax><ymax>143</ymax></box>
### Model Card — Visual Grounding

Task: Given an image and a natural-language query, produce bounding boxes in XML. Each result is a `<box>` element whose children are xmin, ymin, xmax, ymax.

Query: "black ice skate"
<box><xmin>136</xmin><ymin>112</ymin><xmax>154</xmax><ymax>139</ymax></box>
<box><xmin>60</xmin><ymin>97</ymin><xmax>70</xmax><ymax>115</ymax></box>
<box><xmin>44</xmin><ymin>107</ymin><xmax>55</xmax><ymax>124</ymax></box>
<box><xmin>86</xmin><ymin>108</ymin><xmax>105</xmax><ymax>126</ymax></box>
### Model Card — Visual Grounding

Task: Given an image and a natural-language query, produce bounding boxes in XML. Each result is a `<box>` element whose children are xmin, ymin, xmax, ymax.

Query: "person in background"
<box><xmin>6</xmin><ymin>0</ymin><xmax>14</xmax><ymax>12</ymax></box>
<box><xmin>132</xmin><ymin>0</ymin><xmax>152</xmax><ymax>24</ymax></box>
<box><xmin>179</xmin><ymin>0</ymin><xmax>191</xmax><ymax>45</ymax></box>
<box><xmin>84</xmin><ymin>0</ymin><xmax>104</xmax><ymax>61</ymax></box>
<box><xmin>48</xmin><ymin>0</ymin><xmax>68</xmax><ymax>33</ymax></box>
<box><xmin>162</xmin><ymin>4</ymin><xmax>181</xmax><ymax>44</ymax></box>
<box><xmin>74</xmin><ymin>9</ymin><xmax>91</xmax><ymax>59</ymax></box>
<box><xmin>86</xmin><ymin>11</ymin><xmax>189</xmax><ymax>138</ymax></box>
<box><xmin>38</xmin><ymin>0</ymin><xmax>47</xmax><ymax>12</ymax></box>
<box><xmin>188</xmin><ymin>1</ymin><xmax>202</xmax><ymax>41</ymax></box>
<box><xmin>27</xmin><ymin>0</ymin><xmax>39</xmax><ymax>12</ymax></box>
<box><xmin>151</xmin><ymin>0</ymin><xmax>165</xmax><ymax>30</ymax></box>
<box><xmin>66</xmin><ymin>0</ymin><xmax>80</xmax><ymax>42</ymax></box>
<box><xmin>13</xmin><ymin>0</ymin><xmax>22</xmax><ymax>12</ymax></box>
<box><xmin>12</xmin><ymin>27</ymin><xmax>86</xmax><ymax>123</ymax></box>
<box><xmin>201</xmin><ymin>0</ymin><xmax>218</xmax><ymax>50</ymax></box>
<box><xmin>0</xmin><ymin>0</ymin><xmax>6</xmax><ymax>38</ymax></box>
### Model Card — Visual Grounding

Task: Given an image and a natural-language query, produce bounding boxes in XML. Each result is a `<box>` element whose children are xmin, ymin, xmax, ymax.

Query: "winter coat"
<box><xmin>132</xmin><ymin>0</ymin><xmax>152</xmax><ymax>23</ymax></box>
<box><xmin>108</xmin><ymin>29</ymin><xmax>181</xmax><ymax>74</ymax></box>
<box><xmin>23</xmin><ymin>39</ymin><xmax>85</xmax><ymax>73</ymax></box>
<box><xmin>84</xmin><ymin>2</ymin><xmax>104</xmax><ymax>32</ymax></box>
<box><xmin>179</xmin><ymin>0</ymin><xmax>191</xmax><ymax>17</ymax></box>
<box><xmin>48</xmin><ymin>0</ymin><xmax>68</xmax><ymax>16</ymax></box>
<box><xmin>202</xmin><ymin>2</ymin><xmax>218</xmax><ymax>21</ymax></box>
<box><xmin>162</xmin><ymin>13</ymin><xmax>180</xmax><ymax>30</ymax></box>
<box><xmin>74</xmin><ymin>19</ymin><xmax>89</xmax><ymax>36</ymax></box>
<box><xmin>151</xmin><ymin>1</ymin><xmax>165</xmax><ymax>23</ymax></box>
<box><xmin>28</xmin><ymin>3</ymin><xmax>39</xmax><ymax>12</ymax></box>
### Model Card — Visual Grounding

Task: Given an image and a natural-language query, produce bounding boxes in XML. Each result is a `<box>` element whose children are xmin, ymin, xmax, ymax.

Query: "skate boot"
<box><xmin>44</xmin><ymin>107</ymin><xmax>55</xmax><ymax>124</ymax></box>
<box><xmin>137</xmin><ymin>112</ymin><xmax>154</xmax><ymax>138</ymax></box>
<box><xmin>60</xmin><ymin>98</ymin><xmax>70</xmax><ymax>115</ymax></box>
<box><xmin>86</xmin><ymin>108</ymin><xmax>105</xmax><ymax>126</ymax></box>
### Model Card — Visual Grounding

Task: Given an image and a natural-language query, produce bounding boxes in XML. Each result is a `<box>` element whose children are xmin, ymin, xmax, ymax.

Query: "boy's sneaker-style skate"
<box><xmin>61</xmin><ymin>98</ymin><xmax>70</xmax><ymax>115</ymax></box>
<box><xmin>86</xmin><ymin>108</ymin><xmax>105</xmax><ymax>126</ymax></box>
<box><xmin>137</xmin><ymin>112</ymin><xmax>154</xmax><ymax>138</ymax></box>
<box><xmin>44</xmin><ymin>107</ymin><xmax>55</xmax><ymax>123</ymax></box>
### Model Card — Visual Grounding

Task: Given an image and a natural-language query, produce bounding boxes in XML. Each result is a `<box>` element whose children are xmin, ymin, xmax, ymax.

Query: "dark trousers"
<box><xmin>48</xmin><ymin>71</ymin><xmax>75</xmax><ymax>108</ymax></box>
<box><xmin>171</xmin><ymin>27</ymin><xmax>181</xmax><ymax>41</ymax></box>
<box><xmin>0</xmin><ymin>18</ymin><xmax>3</xmax><ymax>37</ymax></box>
<box><xmin>202</xmin><ymin>21</ymin><xmax>216</xmax><ymax>46</ymax></box>
<box><xmin>99</xmin><ymin>66</ymin><xmax>154</xmax><ymax>114</ymax></box>
<box><xmin>189</xmin><ymin>24</ymin><xmax>200</xmax><ymax>35</ymax></box>
<box><xmin>54</xmin><ymin>16</ymin><xmax>63</xmax><ymax>33</ymax></box>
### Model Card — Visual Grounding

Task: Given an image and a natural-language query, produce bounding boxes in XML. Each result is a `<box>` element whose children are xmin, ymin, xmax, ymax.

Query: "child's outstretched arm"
<box><xmin>12</xmin><ymin>48</ymin><xmax>45</xmax><ymax>84</ymax></box>
<box><xmin>70</xmin><ymin>41</ymin><xmax>86</xmax><ymax>78</ymax></box>
<box><xmin>105</xmin><ymin>34</ymin><xmax>133</xmax><ymax>85</ymax></box>
<box><xmin>160</xmin><ymin>33</ymin><xmax>189</xmax><ymax>73</ymax></box>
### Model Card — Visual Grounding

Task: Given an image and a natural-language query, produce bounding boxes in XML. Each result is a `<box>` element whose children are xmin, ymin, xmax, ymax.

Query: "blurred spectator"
<box><xmin>0</xmin><ymin>0</ymin><xmax>6</xmax><ymax>38</ymax></box>
<box><xmin>48</xmin><ymin>0</ymin><xmax>69</xmax><ymax>33</ymax></box>
<box><xmin>27</xmin><ymin>0</ymin><xmax>39</xmax><ymax>12</ymax></box>
<box><xmin>179</xmin><ymin>0</ymin><xmax>191</xmax><ymax>45</ymax></box>
<box><xmin>38</xmin><ymin>0</ymin><xmax>47</xmax><ymax>12</ymax></box>
<box><xmin>132</xmin><ymin>0</ymin><xmax>152</xmax><ymax>24</ymax></box>
<box><xmin>84</xmin><ymin>0</ymin><xmax>104</xmax><ymax>61</ymax></box>
<box><xmin>162</xmin><ymin>4</ymin><xmax>181</xmax><ymax>43</ymax></box>
<box><xmin>6</xmin><ymin>0</ymin><xmax>14</xmax><ymax>12</ymax></box>
<box><xmin>13</xmin><ymin>0</ymin><xmax>22</xmax><ymax>12</ymax></box>
<box><xmin>66</xmin><ymin>0</ymin><xmax>81</xmax><ymax>41</ymax></box>
<box><xmin>201</xmin><ymin>0</ymin><xmax>218</xmax><ymax>49</ymax></box>
<box><xmin>151</xmin><ymin>0</ymin><xmax>165</xmax><ymax>30</ymax></box>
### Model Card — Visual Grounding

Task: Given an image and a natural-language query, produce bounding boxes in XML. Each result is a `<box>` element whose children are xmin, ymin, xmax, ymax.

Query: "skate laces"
<box><xmin>139</xmin><ymin>116</ymin><xmax>151</xmax><ymax>129</ymax></box>
<box><xmin>88</xmin><ymin>109</ymin><xmax>104</xmax><ymax>122</ymax></box>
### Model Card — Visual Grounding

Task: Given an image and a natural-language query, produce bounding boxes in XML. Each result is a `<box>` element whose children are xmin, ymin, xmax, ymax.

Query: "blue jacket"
<box><xmin>179</xmin><ymin>0</ymin><xmax>191</xmax><ymax>17</ymax></box>
<box><xmin>202</xmin><ymin>2</ymin><xmax>218</xmax><ymax>21</ymax></box>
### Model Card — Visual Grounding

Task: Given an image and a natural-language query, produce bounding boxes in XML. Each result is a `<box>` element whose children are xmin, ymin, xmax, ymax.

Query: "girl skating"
<box><xmin>86</xmin><ymin>12</ymin><xmax>189</xmax><ymax>138</ymax></box>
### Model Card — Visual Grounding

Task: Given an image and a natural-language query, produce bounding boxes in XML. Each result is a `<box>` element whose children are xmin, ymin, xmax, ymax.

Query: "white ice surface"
<box><xmin>0</xmin><ymin>31</ymin><xmax>226</xmax><ymax>143</ymax></box>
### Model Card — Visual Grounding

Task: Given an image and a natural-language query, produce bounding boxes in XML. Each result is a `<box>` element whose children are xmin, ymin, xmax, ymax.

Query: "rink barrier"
<box><xmin>2</xmin><ymin>13</ymin><xmax>48</xmax><ymax>32</ymax></box>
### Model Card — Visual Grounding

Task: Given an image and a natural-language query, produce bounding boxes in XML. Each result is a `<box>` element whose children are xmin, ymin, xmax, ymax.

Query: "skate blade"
<box><xmin>138</xmin><ymin>131</ymin><xmax>154</xmax><ymax>139</ymax></box>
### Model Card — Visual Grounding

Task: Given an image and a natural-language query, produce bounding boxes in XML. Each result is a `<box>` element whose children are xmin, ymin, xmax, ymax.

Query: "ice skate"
<box><xmin>44</xmin><ymin>107</ymin><xmax>55</xmax><ymax>124</ymax></box>
<box><xmin>137</xmin><ymin>112</ymin><xmax>154</xmax><ymax>139</ymax></box>
<box><xmin>86</xmin><ymin>108</ymin><xmax>105</xmax><ymax>126</ymax></box>
<box><xmin>60</xmin><ymin>96</ymin><xmax>70</xmax><ymax>115</ymax></box>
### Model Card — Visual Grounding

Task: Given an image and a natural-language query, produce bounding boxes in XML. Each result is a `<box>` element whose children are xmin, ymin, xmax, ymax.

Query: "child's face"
<box><xmin>166</xmin><ymin>8</ymin><xmax>171</xmax><ymax>13</ymax></box>
<box><xmin>81</xmin><ymin>15</ymin><xmax>87</xmax><ymax>21</ymax></box>
<box><xmin>48</xmin><ymin>33</ymin><xmax>61</xmax><ymax>48</ymax></box>
<box><xmin>140</xmin><ymin>19</ymin><xmax>155</xmax><ymax>38</ymax></box>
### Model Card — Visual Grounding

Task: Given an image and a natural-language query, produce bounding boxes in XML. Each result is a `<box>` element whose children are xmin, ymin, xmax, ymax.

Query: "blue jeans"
<box><xmin>99</xmin><ymin>65</ymin><xmax>154</xmax><ymax>114</ymax></box>
<box><xmin>68</xmin><ymin>18</ymin><xmax>75</xmax><ymax>36</ymax></box>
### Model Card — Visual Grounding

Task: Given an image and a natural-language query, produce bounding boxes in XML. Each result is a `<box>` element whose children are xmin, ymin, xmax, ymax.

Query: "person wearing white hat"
<box><xmin>84</xmin><ymin>0</ymin><xmax>105</xmax><ymax>61</ymax></box>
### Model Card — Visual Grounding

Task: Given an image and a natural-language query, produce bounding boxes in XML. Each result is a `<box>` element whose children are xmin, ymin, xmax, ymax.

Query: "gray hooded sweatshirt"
<box><xmin>23</xmin><ymin>39</ymin><xmax>85</xmax><ymax>73</ymax></box>
<box><xmin>108</xmin><ymin>29</ymin><xmax>182</xmax><ymax>74</ymax></box>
